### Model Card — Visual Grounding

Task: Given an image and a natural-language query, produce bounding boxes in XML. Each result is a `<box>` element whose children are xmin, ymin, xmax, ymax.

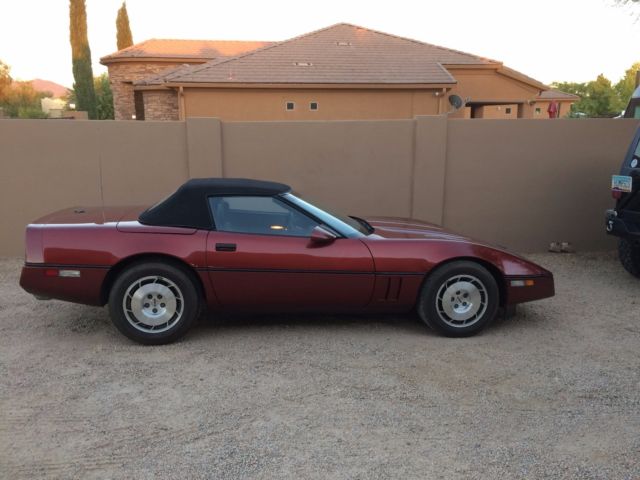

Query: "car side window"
<box><xmin>209</xmin><ymin>196</ymin><xmax>320</xmax><ymax>237</ymax></box>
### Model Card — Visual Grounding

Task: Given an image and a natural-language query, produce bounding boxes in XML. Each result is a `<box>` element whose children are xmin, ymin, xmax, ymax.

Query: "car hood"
<box><xmin>362</xmin><ymin>216</ymin><xmax>549</xmax><ymax>277</ymax></box>
<box><xmin>364</xmin><ymin>217</ymin><xmax>474</xmax><ymax>242</ymax></box>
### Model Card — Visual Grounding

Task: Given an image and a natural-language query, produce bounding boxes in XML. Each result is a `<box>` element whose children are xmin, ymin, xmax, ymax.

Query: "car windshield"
<box><xmin>282</xmin><ymin>193</ymin><xmax>373</xmax><ymax>237</ymax></box>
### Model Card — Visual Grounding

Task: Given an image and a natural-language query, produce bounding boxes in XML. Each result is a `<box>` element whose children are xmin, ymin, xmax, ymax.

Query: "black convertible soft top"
<box><xmin>138</xmin><ymin>178</ymin><xmax>291</xmax><ymax>229</ymax></box>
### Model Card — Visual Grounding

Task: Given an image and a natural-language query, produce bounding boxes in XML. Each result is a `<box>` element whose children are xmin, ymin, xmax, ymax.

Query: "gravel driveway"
<box><xmin>1</xmin><ymin>252</ymin><xmax>639</xmax><ymax>479</ymax></box>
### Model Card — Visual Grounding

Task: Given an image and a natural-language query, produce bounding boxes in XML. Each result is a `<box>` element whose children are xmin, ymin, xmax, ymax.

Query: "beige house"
<box><xmin>101</xmin><ymin>24</ymin><xmax>577</xmax><ymax>121</ymax></box>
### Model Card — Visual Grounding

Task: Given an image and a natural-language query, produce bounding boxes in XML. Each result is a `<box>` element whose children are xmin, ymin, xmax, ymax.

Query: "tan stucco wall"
<box><xmin>111</xmin><ymin>61</ymin><xmax>568</xmax><ymax>122</ymax></box>
<box><xmin>182</xmin><ymin>88</ymin><xmax>442</xmax><ymax>121</ymax></box>
<box><xmin>221</xmin><ymin>119</ymin><xmax>415</xmax><ymax>215</ymax></box>
<box><xmin>474</xmin><ymin>104</ymin><xmax>519</xmax><ymax>119</ymax></box>
<box><xmin>447</xmin><ymin>68</ymin><xmax>540</xmax><ymax>102</ymax></box>
<box><xmin>446</xmin><ymin>67</ymin><xmax>541</xmax><ymax>119</ymax></box>
<box><xmin>1</xmin><ymin>117</ymin><xmax>638</xmax><ymax>257</ymax></box>
<box><xmin>0</xmin><ymin>118</ymin><xmax>214</xmax><ymax>256</ymax></box>
<box><xmin>176</xmin><ymin>68</ymin><xmax>548</xmax><ymax>121</ymax></box>
<box><xmin>444</xmin><ymin>119</ymin><xmax>637</xmax><ymax>250</ymax></box>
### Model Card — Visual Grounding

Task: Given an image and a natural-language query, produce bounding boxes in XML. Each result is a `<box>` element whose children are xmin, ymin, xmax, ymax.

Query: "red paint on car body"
<box><xmin>20</xmin><ymin>205</ymin><xmax>554</xmax><ymax>313</ymax></box>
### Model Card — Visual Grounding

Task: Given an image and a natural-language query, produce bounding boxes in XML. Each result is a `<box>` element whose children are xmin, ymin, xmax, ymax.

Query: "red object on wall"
<box><xmin>547</xmin><ymin>100</ymin><xmax>559</xmax><ymax>118</ymax></box>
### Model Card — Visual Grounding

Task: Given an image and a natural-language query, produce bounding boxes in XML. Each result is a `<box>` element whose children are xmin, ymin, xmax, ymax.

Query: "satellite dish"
<box><xmin>448</xmin><ymin>94</ymin><xmax>464</xmax><ymax>110</ymax></box>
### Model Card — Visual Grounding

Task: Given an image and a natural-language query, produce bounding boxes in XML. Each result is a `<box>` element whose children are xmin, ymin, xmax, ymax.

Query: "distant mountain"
<box><xmin>28</xmin><ymin>79</ymin><xmax>70</xmax><ymax>98</ymax></box>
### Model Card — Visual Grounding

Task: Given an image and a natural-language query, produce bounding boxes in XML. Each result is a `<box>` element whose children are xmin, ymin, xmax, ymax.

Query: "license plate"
<box><xmin>612</xmin><ymin>175</ymin><xmax>633</xmax><ymax>192</ymax></box>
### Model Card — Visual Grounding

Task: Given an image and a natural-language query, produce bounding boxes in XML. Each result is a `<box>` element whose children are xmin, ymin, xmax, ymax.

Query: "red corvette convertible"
<box><xmin>20</xmin><ymin>178</ymin><xmax>554</xmax><ymax>344</ymax></box>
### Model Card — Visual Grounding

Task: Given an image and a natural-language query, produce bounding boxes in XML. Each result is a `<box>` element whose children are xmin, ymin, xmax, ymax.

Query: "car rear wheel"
<box><xmin>417</xmin><ymin>261</ymin><xmax>499</xmax><ymax>337</ymax></box>
<box><xmin>108</xmin><ymin>262</ymin><xmax>200</xmax><ymax>345</ymax></box>
<box><xmin>618</xmin><ymin>238</ymin><xmax>640</xmax><ymax>279</ymax></box>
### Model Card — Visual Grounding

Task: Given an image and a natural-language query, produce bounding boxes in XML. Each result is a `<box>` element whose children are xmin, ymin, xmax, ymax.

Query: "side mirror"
<box><xmin>309</xmin><ymin>226</ymin><xmax>337</xmax><ymax>246</ymax></box>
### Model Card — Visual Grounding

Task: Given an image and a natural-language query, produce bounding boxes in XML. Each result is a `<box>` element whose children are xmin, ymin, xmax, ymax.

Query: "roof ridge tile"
<box><xmin>132</xmin><ymin>23</ymin><xmax>544</xmax><ymax>88</ymax></box>
<box><xmin>343</xmin><ymin>23</ymin><xmax>498</xmax><ymax>65</ymax></box>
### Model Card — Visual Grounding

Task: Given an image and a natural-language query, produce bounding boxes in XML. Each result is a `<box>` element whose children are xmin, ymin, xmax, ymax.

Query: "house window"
<box><xmin>286</xmin><ymin>102</ymin><xmax>295</xmax><ymax>111</ymax></box>
<box><xmin>505</xmin><ymin>107</ymin><xmax>512</xmax><ymax>114</ymax></box>
<box><xmin>535</xmin><ymin>108</ymin><xmax>541</xmax><ymax>115</ymax></box>
<box><xmin>310</xmin><ymin>102</ymin><xmax>318</xmax><ymax>111</ymax></box>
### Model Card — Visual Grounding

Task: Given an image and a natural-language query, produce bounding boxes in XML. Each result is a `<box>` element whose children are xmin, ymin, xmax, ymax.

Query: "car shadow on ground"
<box><xmin>45</xmin><ymin>300</ymin><xmax>544</xmax><ymax>344</ymax></box>
<box><xmin>187</xmin><ymin>303</ymin><xmax>541</xmax><ymax>340</ymax></box>
<box><xmin>197</xmin><ymin>310</ymin><xmax>430</xmax><ymax>335</ymax></box>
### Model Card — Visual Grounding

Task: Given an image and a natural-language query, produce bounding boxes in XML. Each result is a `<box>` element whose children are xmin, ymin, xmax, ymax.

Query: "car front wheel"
<box><xmin>417</xmin><ymin>261</ymin><xmax>499</xmax><ymax>337</ymax></box>
<box><xmin>108</xmin><ymin>262</ymin><xmax>200</xmax><ymax>345</ymax></box>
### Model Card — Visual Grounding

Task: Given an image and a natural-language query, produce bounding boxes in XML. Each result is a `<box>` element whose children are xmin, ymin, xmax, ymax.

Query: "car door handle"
<box><xmin>215</xmin><ymin>243</ymin><xmax>237</xmax><ymax>252</ymax></box>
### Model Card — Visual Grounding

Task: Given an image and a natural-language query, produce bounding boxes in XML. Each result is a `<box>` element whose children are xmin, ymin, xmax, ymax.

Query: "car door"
<box><xmin>205</xmin><ymin>195</ymin><xmax>375</xmax><ymax>310</ymax></box>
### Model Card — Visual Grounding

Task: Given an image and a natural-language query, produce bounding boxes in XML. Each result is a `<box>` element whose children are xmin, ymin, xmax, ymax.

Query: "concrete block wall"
<box><xmin>0</xmin><ymin>116</ymin><xmax>638</xmax><ymax>256</ymax></box>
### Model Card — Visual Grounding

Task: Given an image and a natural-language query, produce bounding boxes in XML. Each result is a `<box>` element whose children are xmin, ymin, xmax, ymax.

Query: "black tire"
<box><xmin>417</xmin><ymin>261</ymin><xmax>499</xmax><ymax>337</ymax></box>
<box><xmin>618</xmin><ymin>238</ymin><xmax>640</xmax><ymax>279</ymax></box>
<box><xmin>108</xmin><ymin>261</ymin><xmax>200</xmax><ymax>345</ymax></box>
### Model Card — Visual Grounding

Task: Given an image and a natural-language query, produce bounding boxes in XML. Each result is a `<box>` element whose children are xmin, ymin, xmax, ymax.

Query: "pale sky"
<box><xmin>1</xmin><ymin>0</ymin><xmax>639</xmax><ymax>88</ymax></box>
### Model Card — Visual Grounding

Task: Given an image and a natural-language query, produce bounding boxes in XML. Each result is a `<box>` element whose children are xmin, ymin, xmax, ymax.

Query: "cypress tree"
<box><xmin>69</xmin><ymin>0</ymin><xmax>97</xmax><ymax>119</ymax></box>
<box><xmin>0</xmin><ymin>60</ymin><xmax>12</xmax><ymax>101</ymax></box>
<box><xmin>116</xmin><ymin>2</ymin><xmax>133</xmax><ymax>50</ymax></box>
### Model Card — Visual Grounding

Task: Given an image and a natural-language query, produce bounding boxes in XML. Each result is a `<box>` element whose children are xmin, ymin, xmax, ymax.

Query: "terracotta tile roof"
<box><xmin>537</xmin><ymin>89</ymin><xmax>580</xmax><ymax>100</ymax></box>
<box><xmin>498</xmin><ymin>66</ymin><xmax>548</xmax><ymax>91</ymax></box>
<box><xmin>100</xmin><ymin>39</ymin><xmax>273</xmax><ymax>63</ymax></box>
<box><xmin>139</xmin><ymin>23</ymin><xmax>499</xmax><ymax>86</ymax></box>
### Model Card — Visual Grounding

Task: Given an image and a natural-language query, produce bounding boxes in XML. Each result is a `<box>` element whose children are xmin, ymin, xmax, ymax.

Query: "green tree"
<box><xmin>550</xmin><ymin>81</ymin><xmax>588</xmax><ymax>117</ymax></box>
<box><xmin>94</xmin><ymin>73</ymin><xmax>114</xmax><ymax>119</ymax></box>
<box><xmin>69</xmin><ymin>0</ymin><xmax>97</xmax><ymax>119</ymax></box>
<box><xmin>614</xmin><ymin>62</ymin><xmax>640</xmax><ymax>106</ymax></box>
<box><xmin>66</xmin><ymin>73</ymin><xmax>114</xmax><ymax>120</ymax></box>
<box><xmin>552</xmin><ymin>75</ymin><xmax>621</xmax><ymax>118</ymax></box>
<box><xmin>551</xmin><ymin>81</ymin><xmax>588</xmax><ymax>100</ymax></box>
<box><xmin>586</xmin><ymin>74</ymin><xmax>622</xmax><ymax>116</ymax></box>
<box><xmin>116</xmin><ymin>1</ymin><xmax>133</xmax><ymax>50</ymax></box>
